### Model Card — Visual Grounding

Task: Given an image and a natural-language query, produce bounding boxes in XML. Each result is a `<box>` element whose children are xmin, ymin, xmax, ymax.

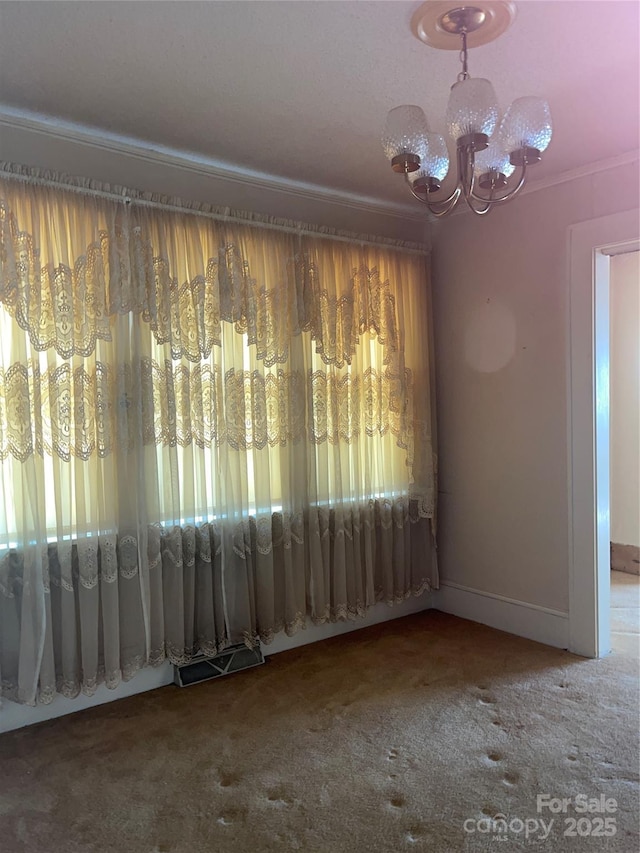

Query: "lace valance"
<box><xmin>0</xmin><ymin>179</ymin><xmax>412</xmax><ymax>369</ymax></box>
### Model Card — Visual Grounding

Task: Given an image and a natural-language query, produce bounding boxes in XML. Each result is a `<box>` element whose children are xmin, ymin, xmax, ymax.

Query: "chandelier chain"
<box><xmin>457</xmin><ymin>32</ymin><xmax>470</xmax><ymax>83</ymax></box>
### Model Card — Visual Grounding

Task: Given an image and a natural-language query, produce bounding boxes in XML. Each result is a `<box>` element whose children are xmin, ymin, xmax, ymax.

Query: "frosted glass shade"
<box><xmin>382</xmin><ymin>105</ymin><xmax>429</xmax><ymax>161</ymax></box>
<box><xmin>408</xmin><ymin>132</ymin><xmax>450</xmax><ymax>182</ymax></box>
<box><xmin>473</xmin><ymin>140</ymin><xmax>515</xmax><ymax>179</ymax></box>
<box><xmin>446</xmin><ymin>78</ymin><xmax>499</xmax><ymax>141</ymax></box>
<box><xmin>500</xmin><ymin>96</ymin><xmax>553</xmax><ymax>154</ymax></box>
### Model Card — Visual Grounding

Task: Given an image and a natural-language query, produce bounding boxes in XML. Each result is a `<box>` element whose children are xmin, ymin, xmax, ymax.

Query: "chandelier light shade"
<box><xmin>500</xmin><ymin>96</ymin><xmax>553</xmax><ymax>155</ymax></box>
<box><xmin>408</xmin><ymin>133</ymin><xmax>451</xmax><ymax>195</ymax></box>
<box><xmin>382</xmin><ymin>105</ymin><xmax>429</xmax><ymax>170</ymax></box>
<box><xmin>382</xmin><ymin>1</ymin><xmax>553</xmax><ymax>216</ymax></box>
<box><xmin>422</xmin><ymin>133</ymin><xmax>451</xmax><ymax>181</ymax></box>
<box><xmin>473</xmin><ymin>139</ymin><xmax>515</xmax><ymax>182</ymax></box>
<box><xmin>408</xmin><ymin>132</ymin><xmax>450</xmax><ymax>184</ymax></box>
<box><xmin>445</xmin><ymin>78</ymin><xmax>500</xmax><ymax>141</ymax></box>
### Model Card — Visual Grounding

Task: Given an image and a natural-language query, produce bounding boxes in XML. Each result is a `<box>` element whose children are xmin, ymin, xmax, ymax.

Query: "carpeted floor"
<box><xmin>0</xmin><ymin>573</ymin><xmax>638</xmax><ymax>852</ymax></box>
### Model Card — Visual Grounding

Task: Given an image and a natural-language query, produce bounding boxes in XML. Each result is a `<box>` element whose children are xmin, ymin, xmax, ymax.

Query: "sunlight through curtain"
<box><xmin>0</xmin><ymin>168</ymin><xmax>437</xmax><ymax>706</ymax></box>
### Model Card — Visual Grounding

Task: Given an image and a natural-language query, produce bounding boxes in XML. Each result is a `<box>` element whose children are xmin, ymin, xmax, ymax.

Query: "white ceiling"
<box><xmin>0</xmin><ymin>1</ymin><xmax>638</xmax><ymax>209</ymax></box>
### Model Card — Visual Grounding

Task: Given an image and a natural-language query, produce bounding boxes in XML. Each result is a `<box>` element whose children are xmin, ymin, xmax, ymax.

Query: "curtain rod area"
<box><xmin>0</xmin><ymin>163</ymin><xmax>429</xmax><ymax>256</ymax></box>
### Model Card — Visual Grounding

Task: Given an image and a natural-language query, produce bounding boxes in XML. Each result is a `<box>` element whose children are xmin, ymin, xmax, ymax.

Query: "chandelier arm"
<box><xmin>405</xmin><ymin>180</ymin><xmax>432</xmax><ymax>206</ymax></box>
<box><xmin>460</xmin><ymin>148</ymin><xmax>494</xmax><ymax>215</ymax></box>
<box><xmin>464</xmin><ymin>176</ymin><xmax>494</xmax><ymax>216</ymax></box>
<box><xmin>403</xmin><ymin>172</ymin><xmax>461</xmax><ymax>207</ymax></box>
<box><xmin>469</xmin><ymin>162</ymin><xmax>528</xmax><ymax>205</ymax></box>
<box><xmin>459</xmin><ymin>144</ymin><xmax>478</xmax><ymax>202</ymax></box>
<box><xmin>425</xmin><ymin>187</ymin><xmax>463</xmax><ymax>217</ymax></box>
<box><xmin>465</xmin><ymin>198</ymin><xmax>494</xmax><ymax>215</ymax></box>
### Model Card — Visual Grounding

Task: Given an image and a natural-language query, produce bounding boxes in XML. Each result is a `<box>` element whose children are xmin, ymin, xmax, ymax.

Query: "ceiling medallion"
<box><xmin>382</xmin><ymin>1</ymin><xmax>552</xmax><ymax>217</ymax></box>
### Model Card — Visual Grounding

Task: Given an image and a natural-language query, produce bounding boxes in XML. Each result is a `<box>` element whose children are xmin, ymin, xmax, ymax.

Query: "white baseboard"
<box><xmin>0</xmin><ymin>662</ymin><xmax>175</xmax><ymax>735</ymax></box>
<box><xmin>261</xmin><ymin>590</ymin><xmax>433</xmax><ymax>656</ymax></box>
<box><xmin>432</xmin><ymin>581</ymin><xmax>570</xmax><ymax>650</ymax></box>
<box><xmin>0</xmin><ymin>591</ymin><xmax>432</xmax><ymax>734</ymax></box>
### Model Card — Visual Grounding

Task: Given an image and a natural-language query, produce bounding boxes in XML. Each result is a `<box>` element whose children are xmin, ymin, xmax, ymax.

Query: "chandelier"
<box><xmin>382</xmin><ymin>1</ymin><xmax>552</xmax><ymax>217</ymax></box>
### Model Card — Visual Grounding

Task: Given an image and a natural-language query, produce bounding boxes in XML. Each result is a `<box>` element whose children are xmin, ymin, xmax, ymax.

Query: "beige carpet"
<box><xmin>0</xmin><ymin>573</ymin><xmax>638</xmax><ymax>852</ymax></box>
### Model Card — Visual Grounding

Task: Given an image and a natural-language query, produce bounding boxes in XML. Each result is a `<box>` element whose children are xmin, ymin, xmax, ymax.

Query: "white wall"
<box><xmin>610</xmin><ymin>251</ymin><xmax>640</xmax><ymax>548</ymax></box>
<box><xmin>431</xmin><ymin>158</ymin><xmax>640</xmax><ymax>614</ymax></box>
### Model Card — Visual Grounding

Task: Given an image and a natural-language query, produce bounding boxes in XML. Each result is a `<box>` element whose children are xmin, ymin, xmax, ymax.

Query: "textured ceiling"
<box><xmin>0</xmin><ymin>1</ymin><xmax>638</xmax><ymax>208</ymax></box>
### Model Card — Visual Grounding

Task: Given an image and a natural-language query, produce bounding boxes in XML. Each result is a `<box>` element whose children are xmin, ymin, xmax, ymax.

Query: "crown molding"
<box><xmin>519</xmin><ymin>149</ymin><xmax>640</xmax><ymax>197</ymax></box>
<box><xmin>0</xmin><ymin>104</ymin><xmax>424</xmax><ymax>222</ymax></box>
<box><xmin>2</xmin><ymin>105</ymin><xmax>637</xmax><ymax>225</ymax></box>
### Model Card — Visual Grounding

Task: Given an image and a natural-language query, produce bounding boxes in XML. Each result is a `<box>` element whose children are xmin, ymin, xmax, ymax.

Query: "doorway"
<box><xmin>568</xmin><ymin>208</ymin><xmax>639</xmax><ymax>658</ymax></box>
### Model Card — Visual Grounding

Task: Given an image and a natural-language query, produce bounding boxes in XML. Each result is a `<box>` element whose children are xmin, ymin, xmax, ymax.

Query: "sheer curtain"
<box><xmin>0</xmin><ymin>167</ymin><xmax>437</xmax><ymax>707</ymax></box>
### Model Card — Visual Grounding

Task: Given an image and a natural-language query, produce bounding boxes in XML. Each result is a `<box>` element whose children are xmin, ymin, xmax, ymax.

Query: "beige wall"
<box><xmin>610</xmin><ymin>251</ymin><xmax>640</xmax><ymax>548</ymax></box>
<box><xmin>431</xmin><ymin>160</ymin><xmax>640</xmax><ymax>612</ymax></box>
